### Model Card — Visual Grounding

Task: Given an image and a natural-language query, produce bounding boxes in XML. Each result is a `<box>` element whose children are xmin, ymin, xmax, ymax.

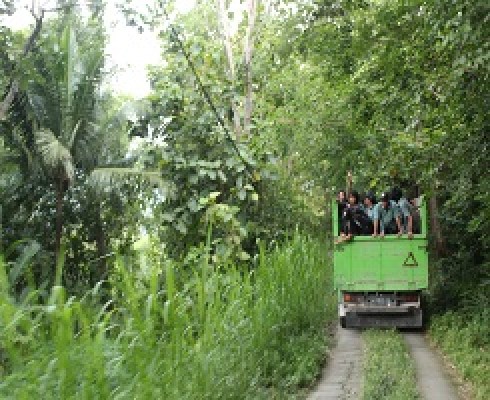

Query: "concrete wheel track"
<box><xmin>308</xmin><ymin>325</ymin><xmax>363</xmax><ymax>400</ymax></box>
<box><xmin>309</xmin><ymin>326</ymin><xmax>459</xmax><ymax>400</ymax></box>
<box><xmin>403</xmin><ymin>332</ymin><xmax>459</xmax><ymax>400</ymax></box>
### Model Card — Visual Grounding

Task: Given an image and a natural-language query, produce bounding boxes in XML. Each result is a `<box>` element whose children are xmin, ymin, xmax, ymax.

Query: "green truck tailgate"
<box><xmin>332</xmin><ymin>198</ymin><xmax>428</xmax><ymax>292</ymax></box>
<box><xmin>334</xmin><ymin>236</ymin><xmax>428</xmax><ymax>291</ymax></box>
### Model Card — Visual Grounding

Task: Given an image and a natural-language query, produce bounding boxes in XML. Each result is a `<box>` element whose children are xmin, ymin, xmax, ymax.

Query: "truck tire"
<box><xmin>340</xmin><ymin>316</ymin><xmax>346</xmax><ymax>329</ymax></box>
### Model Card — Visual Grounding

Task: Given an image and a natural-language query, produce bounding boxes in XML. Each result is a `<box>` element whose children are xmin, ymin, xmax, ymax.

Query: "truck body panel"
<box><xmin>332</xmin><ymin>197</ymin><xmax>429</xmax><ymax>328</ymax></box>
<box><xmin>334</xmin><ymin>237</ymin><xmax>428</xmax><ymax>292</ymax></box>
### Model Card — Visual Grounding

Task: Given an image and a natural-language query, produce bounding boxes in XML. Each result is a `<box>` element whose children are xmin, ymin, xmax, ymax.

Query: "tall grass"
<box><xmin>0</xmin><ymin>235</ymin><xmax>335</xmax><ymax>399</ymax></box>
<box><xmin>429</xmin><ymin>310</ymin><xmax>490</xmax><ymax>400</ymax></box>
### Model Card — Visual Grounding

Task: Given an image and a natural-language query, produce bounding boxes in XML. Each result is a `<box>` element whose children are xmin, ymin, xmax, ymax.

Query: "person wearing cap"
<box><xmin>391</xmin><ymin>186</ymin><xmax>413</xmax><ymax>238</ymax></box>
<box><xmin>373</xmin><ymin>192</ymin><xmax>403</xmax><ymax>237</ymax></box>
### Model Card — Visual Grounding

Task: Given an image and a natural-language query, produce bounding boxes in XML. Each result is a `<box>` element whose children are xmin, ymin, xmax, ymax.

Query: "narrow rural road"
<box><xmin>403</xmin><ymin>332</ymin><xmax>459</xmax><ymax>400</ymax></box>
<box><xmin>309</xmin><ymin>327</ymin><xmax>460</xmax><ymax>400</ymax></box>
<box><xmin>308</xmin><ymin>325</ymin><xmax>363</xmax><ymax>400</ymax></box>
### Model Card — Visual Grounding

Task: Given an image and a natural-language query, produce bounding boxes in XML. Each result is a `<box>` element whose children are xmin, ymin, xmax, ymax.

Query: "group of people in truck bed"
<box><xmin>335</xmin><ymin>187</ymin><xmax>420</xmax><ymax>244</ymax></box>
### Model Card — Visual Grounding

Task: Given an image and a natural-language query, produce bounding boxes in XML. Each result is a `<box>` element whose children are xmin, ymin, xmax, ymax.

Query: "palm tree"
<box><xmin>27</xmin><ymin>9</ymin><xmax>106</xmax><ymax>263</ymax></box>
<box><xmin>2</xmin><ymin>3</ymin><xmax>161</xmax><ymax>274</ymax></box>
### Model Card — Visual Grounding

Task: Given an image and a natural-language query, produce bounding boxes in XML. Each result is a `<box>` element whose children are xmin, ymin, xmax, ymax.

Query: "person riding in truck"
<box><xmin>408</xmin><ymin>195</ymin><xmax>421</xmax><ymax>234</ymax></box>
<box><xmin>372</xmin><ymin>192</ymin><xmax>403</xmax><ymax>237</ymax></box>
<box><xmin>391</xmin><ymin>186</ymin><xmax>414</xmax><ymax>238</ymax></box>
<box><xmin>336</xmin><ymin>190</ymin><xmax>372</xmax><ymax>243</ymax></box>
<box><xmin>337</xmin><ymin>190</ymin><xmax>347</xmax><ymax>235</ymax></box>
<box><xmin>362</xmin><ymin>192</ymin><xmax>377</xmax><ymax>223</ymax></box>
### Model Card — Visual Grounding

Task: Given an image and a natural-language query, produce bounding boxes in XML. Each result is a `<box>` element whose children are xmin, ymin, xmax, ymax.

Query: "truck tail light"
<box><xmin>343</xmin><ymin>293</ymin><xmax>356</xmax><ymax>302</ymax></box>
<box><xmin>399</xmin><ymin>294</ymin><xmax>419</xmax><ymax>302</ymax></box>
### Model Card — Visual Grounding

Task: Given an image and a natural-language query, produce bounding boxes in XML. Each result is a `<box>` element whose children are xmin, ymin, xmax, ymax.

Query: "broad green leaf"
<box><xmin>187</xmin><ymin>198</ymin><xmax>199</xmax><ymax>212</ymax></box>
<box><xmin>218</xmin><ymin>170</ymin><xmax>227</xmax><ymax>182</ymax></box>
<box><xmin>209</xmin><ymin>191</ymin><xmax>221</xmax><ymax>201</ymax></box>
<box><xmin>236</xmin><ymin>176</ymin><xmax>243</xmax><ymax>189</ymax></box>
<box><xmin>175</xmin><ymin>220</ymin><xmax>187</xmax><ymax>234</ymax></box>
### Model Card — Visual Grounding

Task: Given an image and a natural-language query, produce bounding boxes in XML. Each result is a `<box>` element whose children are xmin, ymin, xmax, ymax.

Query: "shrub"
<box><xmin>429</xmin><ymin>309</ymin><xmax>490</xmax><ymax>400</ymax></box>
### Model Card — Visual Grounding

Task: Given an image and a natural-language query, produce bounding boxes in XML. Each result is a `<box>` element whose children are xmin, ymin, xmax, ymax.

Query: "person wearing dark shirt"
<box><xmin>408</xmin><ymin>196</ymin><xmax>421</xmax><ymax>234</ymax></box>
<box><xmin>336</xmin><ymin>190</ymin><xmax>372</xmax><ymax>243</ymax></box>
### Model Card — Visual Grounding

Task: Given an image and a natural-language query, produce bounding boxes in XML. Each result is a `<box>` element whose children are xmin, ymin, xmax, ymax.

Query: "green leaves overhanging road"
<box><xmin>0</xmin><ymin>0</ymin><xmax>489</xmax><ymax>397</ymax></box>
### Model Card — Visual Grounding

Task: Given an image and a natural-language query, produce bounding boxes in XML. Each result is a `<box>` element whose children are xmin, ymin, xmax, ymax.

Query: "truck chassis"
<box><xmin>339</xmin><ymin>291</ymin><xmax>423</xmax><ymax>328</ymax></box>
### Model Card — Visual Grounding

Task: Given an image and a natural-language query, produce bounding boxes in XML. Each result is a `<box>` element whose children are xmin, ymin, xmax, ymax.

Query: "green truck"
<box><xmin>332</xmin><ymin>198</ymin><xmax>428</xmax><ymax>328</ymax></box>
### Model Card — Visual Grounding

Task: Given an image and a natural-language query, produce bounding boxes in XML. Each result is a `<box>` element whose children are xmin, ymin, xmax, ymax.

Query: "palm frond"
<box><xmin>11</xmin><ymin>126</ymin><xmax>34</xmax><ymax>170</ymax></box>
<box><xmin>35</xmin><ymin>129</ymin><xmax>74</xmax><ymax>182</ymax></box>
<box><xmin>0</xmin><ymin>139</ymin><xmax>20</xmax><ymax>174</ymax></box>
<box><xmin>89</xmin><ymin>168</ymin><xmax>163</xmax><ymax>187</ymax></box>
<box><xmin>67</xmin><ymin>119</ymin><xmax>81</xmax><ymax>150</ymax></box>
<box><xmin>8</xmin><ymin>240</ymin><xmax>41</xmax><ymax>286</ymax></box>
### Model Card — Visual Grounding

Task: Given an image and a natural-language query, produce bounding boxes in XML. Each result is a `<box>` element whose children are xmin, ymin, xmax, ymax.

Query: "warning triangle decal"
<box><xmin>402</xmin><ymin>252</ymin><xmax>418</xmax><ymax>267</ymax></box>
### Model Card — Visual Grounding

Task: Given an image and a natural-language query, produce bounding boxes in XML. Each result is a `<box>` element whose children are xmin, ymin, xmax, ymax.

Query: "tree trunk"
<box><xmin>429</xmin><ymin>195</ymin><xmax>446</xmax><ymax>256</ymax></box>
<box><xmin>55</xmin><ymin>176</ymin><xmax>64</xmax><ymax>265</ymax></box>
<box><xmin>94</xmin><ymin>206</ymin><xmax>107</xmax><ymax>283</ymax></box>
<box><xmin>243</xmin><ymin>0</ymin><xmax>257</xmax><ymax>136</ymax></box>
<box><xmin>218</xmin><ymin>0</ymin><xmax>242</xmax><ymax>138</ymax></box>
<box><xmin>0</xmin><ymin>11</ymin><xmax>44</xmax><ymax>120</ymax></box>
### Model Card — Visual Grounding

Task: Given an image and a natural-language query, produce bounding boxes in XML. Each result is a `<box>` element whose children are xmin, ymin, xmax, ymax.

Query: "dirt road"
<box><xmin>308</xmin><ymin>327</ymin><xmax>459</xmax><ymax>400</ymax></box>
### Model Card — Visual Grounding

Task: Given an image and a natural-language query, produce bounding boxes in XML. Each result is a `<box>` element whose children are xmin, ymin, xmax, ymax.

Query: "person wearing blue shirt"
<box><xmin>362</xmin><ymin>192</ymin><xmax>377</xmax><ymax>222</ymax></box>
<box><xmin>373</xmin><ymin>192</ymin><xmax>403</xmax><ymax>237</ymax></box>
<box><xmin>391</xmin><ymin>187</ymin><xmax>414</xmax><ymax>238</ymax></box>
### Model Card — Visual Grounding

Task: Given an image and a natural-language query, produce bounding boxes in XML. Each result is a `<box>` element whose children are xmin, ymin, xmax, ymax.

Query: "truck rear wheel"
<box><xmin>340</xmin><ymin>316</ymin><xmax>346</xmax><ymax>329</ymax></box>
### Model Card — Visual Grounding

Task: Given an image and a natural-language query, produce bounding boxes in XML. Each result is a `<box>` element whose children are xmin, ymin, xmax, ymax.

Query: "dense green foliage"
<box><xmin>287</xmin><ymin>0</ymin><xmax>489</xmax><ymax>312</ymax></box>
<box><xmin>430</xmin><ymin>310</ymin><xmax>490</xmax><ymax>399</ymax></box>
<box><xmin>0</xmin><ymin>235</ymin><xmax>334</xmax><ymax>398</ymax></box>
<box><xmin>0</xmin><ymin>3</ymin><xmax>153</xmax><ymax>294</ymax></box>
<box><xmin>1</xmin><ymin>0</ymin><xmax>489</xmax><ymax>396</ymax></box>
<box><xmin>362</xmin><ymin>330</ymin><xmax>419</xmax><ymax>400</ymax></box>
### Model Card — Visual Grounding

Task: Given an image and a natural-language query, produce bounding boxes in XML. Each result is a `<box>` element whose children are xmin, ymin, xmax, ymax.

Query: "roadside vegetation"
<box><xmin>1</xmin><ymin>0</ymin><xmax>489</xmax><ymax>398</ymax></box>
<box><xmin>0</xmin><ymin>234</ymin><xmax>335</xmax><ymax>398</ymax></box>
<box><xmin>429</xmin><ymin>310</ymin><xmax>490</xmax><ymax>400</ymax></box>
<box><xmin>362</xmin><ymin>330</ymin><xmax>419</xmax><ymax>400</ymax></box>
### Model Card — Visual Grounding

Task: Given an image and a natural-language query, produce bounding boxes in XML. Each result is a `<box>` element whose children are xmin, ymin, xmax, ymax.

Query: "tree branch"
<box><xmin>0</xmin><ymin>8</ymin><xmax>44</xmax><ymax>121</ymax></box>
<box><xmin>159</xmin><ymin>3</ymin><xmax>257</xmax><ymax>186</ymax></box>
